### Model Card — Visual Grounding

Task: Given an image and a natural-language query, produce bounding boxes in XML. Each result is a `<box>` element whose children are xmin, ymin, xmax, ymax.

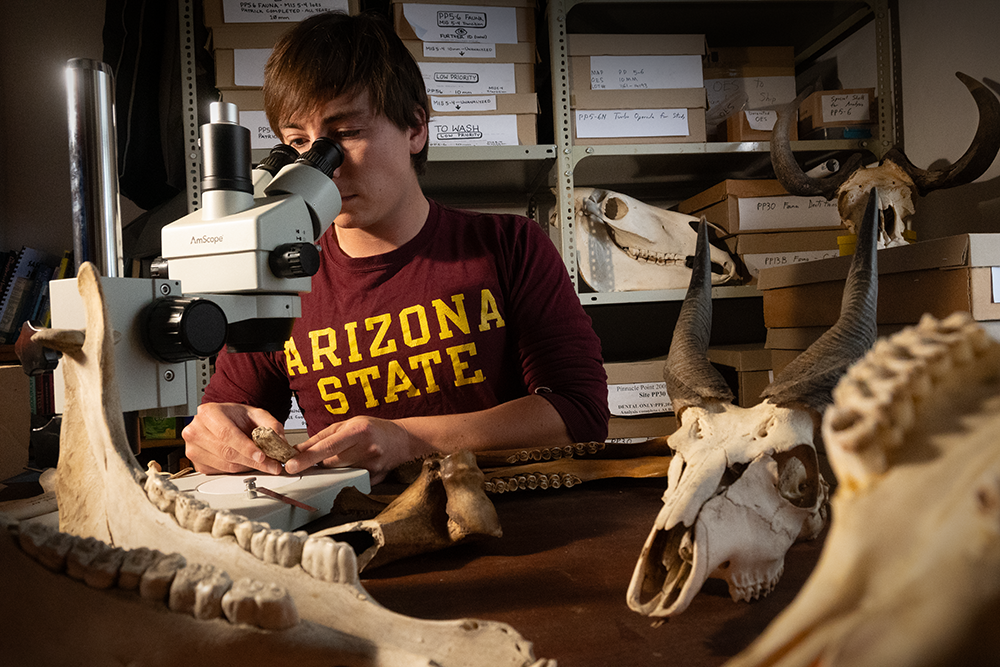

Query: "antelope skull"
<box><xmin>772</xmin><ymin>72</ymin><xmax>1000</xmax><ymax>248</ymax></box>
<box><xmin>627</xmin><ymin>189</ymin><xmax>881</xmax><ymax>617</ymax></box>
<box><xmin>569</xmin><ymin>187</ymin><xmax>738</xmax><ymax>291</ymax></box>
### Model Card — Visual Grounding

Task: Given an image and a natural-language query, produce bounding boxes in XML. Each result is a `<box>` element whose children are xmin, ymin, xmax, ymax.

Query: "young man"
<box><xmin>183</xmin><ymin>11</ymin><xmax>608</xmax><ymax>484</ymax></box>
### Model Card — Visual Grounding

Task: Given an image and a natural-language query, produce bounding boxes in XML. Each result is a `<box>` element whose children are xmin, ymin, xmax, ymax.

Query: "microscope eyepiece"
<box><xmin>257</xmin><ymin>143</ymin><xmax>299</xmax><ymax>176</ymax></box>
<box><xmin>295</xmin><ymin>137</ymin><xmax>344</xmax><ymax>177</ymax></box>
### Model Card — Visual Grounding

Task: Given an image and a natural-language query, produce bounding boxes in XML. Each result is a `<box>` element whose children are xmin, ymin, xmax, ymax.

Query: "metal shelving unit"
<box><xmin>544</xmin><ymin>0</ymin><xmax>902</xmax><ymax>305</ymax></box>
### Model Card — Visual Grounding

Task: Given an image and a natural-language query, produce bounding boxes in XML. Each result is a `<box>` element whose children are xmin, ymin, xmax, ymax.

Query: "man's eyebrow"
<box><xmin>281</xmin><ymin>109</ymin><xmax>365</xmax><ymax>131</ymax></box>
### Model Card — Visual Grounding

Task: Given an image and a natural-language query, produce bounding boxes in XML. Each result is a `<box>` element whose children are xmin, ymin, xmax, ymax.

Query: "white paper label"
<box><xmin>705</xmin><ymin>76</ymin><xmax>796</xmax><ymax>111</ymax></box>
<box><xmin>233</xmin><ymin>48</ymin><xmax>271</xmax><ymax>87</ymax></box>
<box><xmin>744</xmin><ymin>109</ymin><xmax>777</xmax><ymax>131</ymax></box>
<box><xmin>222</xmin><ymin>0</ymin><xmax>350</xmax><ymax>23</ymax></box>
<box><xmin>420</xmin><ymin>62</ymin><xmax>516</xmax><ymax>95</ymax></box>
<box><xmin>403</xmin><ymin>4</ymin><xmax>518</xmax><ymax>44</ymax></box>
<box><xmin>576</xmin><ymin>109</ymin><xmax>689</xmax><ymax>139</ymax></box>
<box><xmin>428</xmin><ymin>114</ymin><xmax>519</xmax><ymax>146</ymax></box>
<box><xmin>608</xmin><ymin>382</ymin><xmax>672</xmax><ymax>416</ymax></box>
<box><xmin>240</xmin><ymin>110</ymin><xmax>280</xmax><ymax>150</ymax></box>
<box><xmin>589</xmin><ymin>55</ymin><xmax>704</xmax><ymax>90</ymax></box>
<box><xmin>992</xmin><ymin>266</ymin><xmax>1000</xmax><ymax>303</ymax></box>
<box><xmin>821</xmin><ymin>92</ymin><xmax>871</xmax><ymax>123</ymax></box>
<box><xmin>742</xmin><ymin>249</ymin><xmax>841</xmax><ymax>278</ymax></box>
<box><xmin>284</xmin><ymin>395</ymin><xmax>307</xmax><ymax>431</ymax></box>
<box><xmin>422</xmin><ymin>42</ymin><xmax>498</xmax><ymax>59</ymax></box>
<box><xmin>430</xmin><ymin>95</ymin><xmax>498</xmax><ymax>112</ymax></box>
<box><xmin>737</xmin><ymin>196</ymin><xmax>840</xmax><ymax>231</ymax></box>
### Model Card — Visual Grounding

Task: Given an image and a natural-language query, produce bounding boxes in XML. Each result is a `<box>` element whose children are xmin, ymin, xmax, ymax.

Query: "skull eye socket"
<box><xmin>773</xmin><ymin>444</ymin><xmax>821</xmax><ymax>508</ymax></box>
<box><xmin>603</xmin><ymin>197</ymin><xmax>629</xmax><ymax>220</ymax></box>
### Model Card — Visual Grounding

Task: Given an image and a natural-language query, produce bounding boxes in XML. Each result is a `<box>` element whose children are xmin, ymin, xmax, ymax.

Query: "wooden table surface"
<box><xmin>349</xmin><ymin>478</ymin><xmax>823</xmax><ymax>667</ymax></box>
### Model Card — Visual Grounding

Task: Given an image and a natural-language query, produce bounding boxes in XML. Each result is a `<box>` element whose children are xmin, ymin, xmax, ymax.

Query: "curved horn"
<box><xmin>663</xmin><ymin>220</ymin><xmax>734</xmax><ymax>415</ymax></box>
<box><xmin>761</xmin><ymin>187</ymin><xmax>879</xmax><ymax>411</ymax></box>
<box><xmin>770</xmin><ymin>86</ymin><xmax>864</xmax><ymax>200</ymax></box>
<box><xmin>884</xmin><ymin>71</ymin><xmax>1000</xmax><ymax>196</ymax></box>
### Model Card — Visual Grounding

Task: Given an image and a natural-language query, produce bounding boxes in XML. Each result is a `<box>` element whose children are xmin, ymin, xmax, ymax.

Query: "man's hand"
<box><xmin>284</xmin><ymin>416</ymin><xmax>413</xmax><ymax>484</ymax></box>
<box><xmin>183</xmin><ymin>402</ymin><xmax>287</xmax><ymax>476</ymax></box>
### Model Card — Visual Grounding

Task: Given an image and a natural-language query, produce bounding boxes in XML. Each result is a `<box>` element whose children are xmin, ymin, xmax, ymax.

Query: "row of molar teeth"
<box><xmin>623</xmin><ymin>246</ymin><xmax>684</xmax><ymax>265</ymax></box>
<box><xmin>825</xmin><ymin>312</ymin><xmax>995</xmax><ymax>490</ymax></box>
<box><xmin>142</xmin><ymin>473</ymin><xmax>358</xmax><ymax>584</ymax></box>
<box><xmin>729</xmin><ymin>567</ymin><xmax>782</xmax><ymax>603</ymax></box>
<box><xmin>13</xmin><ymin>520</ymin><xmax>299</xmax><ymax>630</ymax></box>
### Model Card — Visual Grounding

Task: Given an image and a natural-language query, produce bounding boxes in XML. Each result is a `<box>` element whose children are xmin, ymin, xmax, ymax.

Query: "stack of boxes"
<box><xmin>702</xmin><ymin>46</ymin><xmax>797</xmax><ymax>142</ymax></box>
<box><xmin>569</xmin><ymin>34</ymin><xmax>708</xmax><ymax>144</ymax></box>
<box><xmin>676</xmin><ymin>179</ymin><xmax>844</xmax><ymax>284</ymax></box>
<box><xmin>796</xmin><ymin>87</ymin><xmax>877</xmax><ymax>140</ymax></box>
<box><xmin>393</xmin><ymin>0</ymin><xmax>539</xmax><ymax>146</ymax></box>
<box><xmin>204</xmin><ymin>0</ymin><xmax>361</xmax><ymax>151</ymax></box>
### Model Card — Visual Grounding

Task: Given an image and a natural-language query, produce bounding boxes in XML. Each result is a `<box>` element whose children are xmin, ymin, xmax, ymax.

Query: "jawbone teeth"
<box><xmin>169</xmin><ymin>562</ymin><xmax>233</xmax><ymax>620</ymax></box>
<box><xmin>251</xmin><ymin>528</ymin><xmax>308</xmax><ymax>567</ymax></box>
<box><xmin>235</xmin><ymin>519</ymin><xmax>269</xmax><ymax>551</ymax></box>
<box><xmin>144</xmin><ymin>473</ymin><xmax>179</xmax><ymax>513</ymax></box>
<box><xmin>303</xmin><ymin>536</ymin><xmax>360</xmax><ymax>585</ymax></box>
<box><xmin>223</xmin><ymin>578</ymin><xmax>300</xmax><ymax>630</ymax></box>
<box><xmin>12</xmin><ymin>520</ymin><xmax>301</xmax><ymax>631</ymax></box>
<box><xmin>211</xmin><ymin>509</ymin><xmax>246</xmax><ymax>539</ymax></box>
<box><xmin>175</xmin><ymin>494</ymin><xmax>217</xmax><ymax>533</ymax></box>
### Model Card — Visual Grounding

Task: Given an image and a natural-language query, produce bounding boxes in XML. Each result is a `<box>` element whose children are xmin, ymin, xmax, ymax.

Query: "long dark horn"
<box><xmin>663</xmin><ymin>220</ymin><xmax>734</xmax><ymax>415</ymax></box>
<box><xmin>885</xmin><ymin>72</ymin><xmax>1000</xmax><ymax>196</ymax></box>
<box><xmin>761</xmin><ymin>187</ymin><xmax>879</xmax><ymax>411</ymax></box>
<box><xmin>770</xmin><ymin>86</ymin><xmax>863</xmax><ymax>199</ymax></box>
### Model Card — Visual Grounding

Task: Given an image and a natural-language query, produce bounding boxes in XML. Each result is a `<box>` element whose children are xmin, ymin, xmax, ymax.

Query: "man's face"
<box><xmin>279</xmin><ymin>90</ymin><xmax>427</xmax><ymax>236</ymax></box>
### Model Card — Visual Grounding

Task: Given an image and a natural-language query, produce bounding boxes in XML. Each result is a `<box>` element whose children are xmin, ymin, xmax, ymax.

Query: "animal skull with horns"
<box><xmin>772</xmin><ymin>72</ymin><xmax>1000</xmax><ymax>248</ymax></box>
<box><xmin>627</xmin><ymin>187</ymin><xmax>881</xmax><ymax>617</ymax></box>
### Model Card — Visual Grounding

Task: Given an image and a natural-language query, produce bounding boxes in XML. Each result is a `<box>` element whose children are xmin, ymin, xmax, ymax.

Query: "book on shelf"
<box><xmin>0</xmin><ymin>246</ymin><xmax>60</xmax><ymax>344</ymax></box>
<box><xmin>36</xmin><ymin>250</ymin><xmax>73</xmax><ymax>328</ymax></box>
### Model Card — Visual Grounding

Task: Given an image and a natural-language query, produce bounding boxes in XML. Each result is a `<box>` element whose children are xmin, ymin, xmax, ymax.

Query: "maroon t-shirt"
<box><xmin>203</xmin><ymin>199</ymin><xmax>609</xmax><ymax>443</ymax></box>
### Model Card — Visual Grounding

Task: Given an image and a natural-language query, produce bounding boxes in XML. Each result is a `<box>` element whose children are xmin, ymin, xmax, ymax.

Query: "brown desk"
<box><xmin>353</xmin><ymin>478</ymin><xmax>823</xmax><ymax>667</ymax></box>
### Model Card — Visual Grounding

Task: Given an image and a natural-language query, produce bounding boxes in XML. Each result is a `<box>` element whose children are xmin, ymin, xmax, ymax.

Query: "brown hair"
<box><xmin>263</xmin><ymin>11</ymin><xmax>429</xmax><ymax>172</ymax></box>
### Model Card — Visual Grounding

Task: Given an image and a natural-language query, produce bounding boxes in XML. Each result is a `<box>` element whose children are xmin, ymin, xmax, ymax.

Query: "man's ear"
<box><xmin>410</xmin><ymin>105</ymin><xmax>429</xmax><ymax>153</ymax></box>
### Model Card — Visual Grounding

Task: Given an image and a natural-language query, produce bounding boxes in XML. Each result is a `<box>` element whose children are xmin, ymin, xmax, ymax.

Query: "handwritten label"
<box><xmin>430</xmin><ymin>95</ymin><xmax>497</xmax><ymax>112</ymax></box>
<box><xmin>821</xmin><ymin>92</ymin><xmax>871</xmax><ymax>123</ymax></box>
<box><xmin>742</xmin><ymin>250</ymin><xmax>840</xmax><ymax>278</ymax></box>
<box><xmin>737</xmin><ymin>196</ymin><xmax>841</xmax><ymax>231</ymax></box>
<box><xmin>403</xmin><ymin>3</ymin><xmax>517</xmax><ymax>44</ymax></box>
<box><xmin>233</xmin><ymin>48</ymin><xmax>271</xmax><ymax>87</ymax></box>
<box><xmin>576</xmin><ymin>109</ymin><xmax>689</xmax><ymax>139</ymax></box>
<box><xmin>608</xmin><ymin>382</ymin><xmax>672</xmax><ymax>416</ymax></box>
<box><xmin>589</xmin><ymin>55</ymin><xmax>703</xmax><ymax>90</ymax></box>
<box><xmin>744</xmin><ymin>109</ymin><xmax>777</xmax><ymax>131</ymax></box>
<box><xmin>428</xmin><ymin>114</ymin><xmax>519</xmax><ymax>146</ymax></box>
<box><xmin>223</xmin><ymin>0</ymin><xmax>350</xmax><ymax>23</ymax></box>
<box><xmin>705</xmin><ymin>76</ymin><xmax>796</xmax><ymax>111</ymax></box>
<box><xmin>422</xmin><ymin>42</ymin><xmax>497</xmax><ymax>59</ymax></box>
<box><xmin>239</xmin><ymin>110</ymin><xmax>279</xmax><ymax>150</ymax></box>
<box><xmin>419</xmin><ymin>62</ymin><xmax>516</xmax><ymax>95</ymax></box>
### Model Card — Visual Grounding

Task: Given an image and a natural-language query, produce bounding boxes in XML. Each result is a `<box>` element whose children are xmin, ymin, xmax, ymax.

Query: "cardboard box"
<box><xmin>568</xmin><ymin>34</ymin><xmax>706</xmax><ymax>97</ymax></box>
<box><xmin>394</xmin><ymin>3</ymin><xmax>536</xmax><ymax>44</ymax></box>
<box><xmin>703</xmin><ymin>46</ymin><xmax>796</xmax><ymax>140</ymax></box>
<box><xmin>419</xmin><ymin>61</ymin><xmax>534</xmax><ymax>95</ymax></box>
<box><xmin>571</xmin><ymin>88</ymin><xmax>707</xmax><ymax>144</ymax></box>
<box><xmin>0</xmin><ymin>365</ymin><xmax>31</xmax><ymax>480</ymax></box>
<box><xmin>215</xmin><ymin>48</ymin><xmax>269</xmax><ymax>89</ymax></box>
<box><xmin>429</xmin><ymin>92</ymin><xmax>537</xmax><ymax>114</ymax></box>
<box><xmin>797</xmin><ymin>88</ymin><xmax>876</xmax><ymax>136</ymax></box>
<box><xmin>676</xmin><ymin>179</ymin><xmax>844</xmax><ymax>235</ymax></box>
<box><xmin>722</xmin><ymin>229</ymin><xmax>843</xmax><ymax>283</ymax></box>
<box><xmin>604</xmin><ymin>355</ymin><xmax>671</xmax><ymax>416</ymax></box>
<box><xmin>404</xmin><ymin>39</ymin><xmax>537</xmax><ymax>64</ymax></box>
<box><xmin>210</xmin><ymin>23</ymin><xmax>291</xmax><ymax>49</ymax></box>
<box><xmin>706</xmin><ymin>343</ymin><xmax>773</xmax><ymax>407</ymax></box>
<box><xmin>427</xmin><ymin>112</ymin><xmax>537</xmax><ymax>146</ymax></box>
<box><xmin>607</xmin><ymin>414</ymin><xmax>677</xmax><ymax>441</ymax></box>
<box><xmin>758</xmin><ymin>233</ymin><xmax>1000</xmax><ymax>328</ymax></box>
<box><xmin>724</xmin><ymin>108</ymin><xmax>797</xmax><ymax>142</ymax></box>
<box><xmin>205</xmin><ymin>0</ymin><xmax>359</xmax><ymax>27</ymax></box>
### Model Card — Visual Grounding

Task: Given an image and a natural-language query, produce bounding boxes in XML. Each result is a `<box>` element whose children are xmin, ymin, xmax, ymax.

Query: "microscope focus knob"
<box><xmin>269</xmin><ymin>242</ymin><xmax>321</xmax><ymax>279</ymax></box>
<box><xmin>142</xmin><ymin>297</ymin><xmax>228</xmax><ymax>363</ymax></box>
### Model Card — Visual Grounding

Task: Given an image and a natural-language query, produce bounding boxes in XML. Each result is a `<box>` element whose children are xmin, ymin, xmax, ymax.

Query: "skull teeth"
<box><xmin>302</xmin><ymin>536</ymin><xmax>360</xmax><ymax>585</ymax></box>
<box><xmin>11</xmin><ymin>520</ymin><xmax>300</xmax><ymax>631</ymax></box>
<box><xmin>824</xmin><ymin>312</ymin><xmax>999</xmax><ymax>490</ymax></box>
<box><xmin>623</xmin><ymin>245</ymin><xmax>686</xmax><ymax>265</ymax></box>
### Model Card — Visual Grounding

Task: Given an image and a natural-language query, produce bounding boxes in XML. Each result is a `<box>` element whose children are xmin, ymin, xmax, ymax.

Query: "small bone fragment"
<box><xmin>251</xmin><ymin>426</ymin><xmax>297</xmax><ymax>463</ymax></box>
